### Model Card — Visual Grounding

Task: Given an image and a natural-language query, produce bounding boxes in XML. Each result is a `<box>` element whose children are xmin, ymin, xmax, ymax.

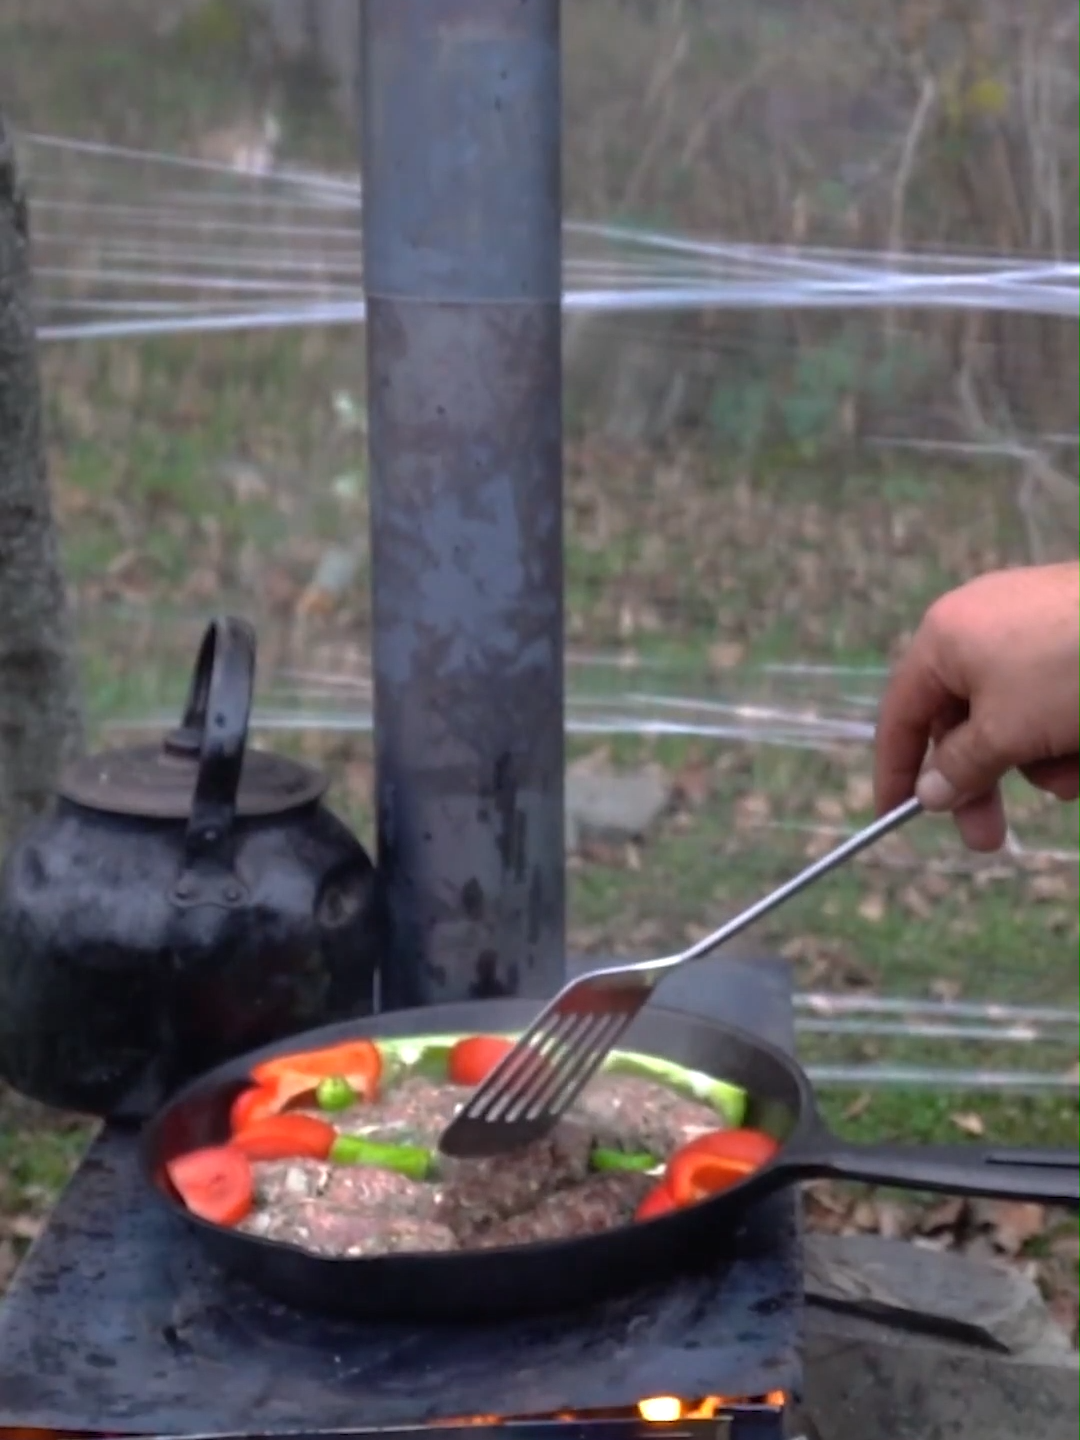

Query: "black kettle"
<box><xmin>0</xmin><ymin>616</ymin><xmax>384</xmax><ymax>1119</ymax></box>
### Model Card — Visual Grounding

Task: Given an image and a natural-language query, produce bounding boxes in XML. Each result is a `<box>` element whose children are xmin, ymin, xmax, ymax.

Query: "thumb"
<box><xmin>915</xmin><ymin>717</ymin><xmax>1006</xmax><ymax>811</ymax></box>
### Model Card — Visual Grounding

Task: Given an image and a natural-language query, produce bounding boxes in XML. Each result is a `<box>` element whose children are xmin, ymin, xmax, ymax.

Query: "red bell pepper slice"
<box><xmin>674</xmin><ymin>1127</ymin><xmax>780</xmax><ymax>1169</ymax></box>
<box><xmin>229</xmin><ymin>1082</ymin><xmax>283</xmax><ymax>1131</ymax></box>
<box><xmin>447</xmin><ymin>1035</ymin><xmax>516</xmax><ymax>1087</ymax></box>
<box><xmin>249</xmin><ymin>1038</ymin><xmax>383</xmax><ymax>1108</ymax></box>
<box><xmin>635</xmin><ymin>1181</ymin><xmax>679</xmax><ymax>1223</ymax></box>
<box><xmin>231</xmin><ymin>1113</ymin><xmax>337</xmax><ymax>1162</ymax></box>
<box><xmin>665</xmin><ymin>1149</ymin><xmax>757</xmax><ymax>1206</ymax></box>
<box><xmin>166</xmin><ymin>1145</ymin><xmax>254</xmax><ymax>1227</ymax></box>
<box><xmin>661</xmin><ymin>1128</ymin><xmax>776</xmax><ymax>1208</ymax></box>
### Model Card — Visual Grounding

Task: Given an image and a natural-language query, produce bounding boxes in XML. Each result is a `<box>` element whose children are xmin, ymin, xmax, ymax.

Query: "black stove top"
<box><xmin>0</xmin><ymin>955</ymin><xmax>802</xmax><ymax>1434</ymax></box>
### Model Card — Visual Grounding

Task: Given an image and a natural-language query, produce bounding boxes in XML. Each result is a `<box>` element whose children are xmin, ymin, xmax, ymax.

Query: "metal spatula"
<box><xmin>438</xmin><ymin>796</ymin><xmax>922</xmax><ymax>1159</ymax></box>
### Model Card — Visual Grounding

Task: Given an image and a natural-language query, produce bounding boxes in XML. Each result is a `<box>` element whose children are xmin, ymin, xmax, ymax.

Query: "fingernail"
<box><xmin>916</xmin><ymin>769</ymin><xmax>958</xmax><ymax>811</ymax></box>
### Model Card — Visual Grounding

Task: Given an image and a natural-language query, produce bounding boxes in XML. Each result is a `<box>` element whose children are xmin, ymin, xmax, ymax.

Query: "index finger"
<box><xmin>873</xmin><ymin>638</ymin><xmax>956</xmax><ymax>815</ymax></box>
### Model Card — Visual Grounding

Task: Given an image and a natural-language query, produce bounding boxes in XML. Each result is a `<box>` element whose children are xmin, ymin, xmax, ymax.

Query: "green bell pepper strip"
<box><xmin>328</xmin><ymin>1134</ymin><xmax>433</xmax><ymax>1182</ymax></box>
<box><xmin>315</xmin><ymin>1075</ymin><xmax>357</xmax><ymax>1112</ymax></box>
<box><xmin>590</xmin><ymin>1147</ymin><xmax>659</xmax><ymax>1173</ymax></box>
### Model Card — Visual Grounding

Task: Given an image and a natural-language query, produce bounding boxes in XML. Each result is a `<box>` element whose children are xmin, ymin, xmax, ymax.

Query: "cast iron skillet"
<box><xmin>142</xmin><ymin>999</ymin><xmax>1079</xmax><ymax>1322</ymax></box>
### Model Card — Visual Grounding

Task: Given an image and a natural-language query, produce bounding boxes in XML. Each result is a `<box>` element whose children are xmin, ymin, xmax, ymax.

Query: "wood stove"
<box><xmin>0</xmin><ymin>954</ymin><xmax>802</xmax><ymax>1439</ymax></box>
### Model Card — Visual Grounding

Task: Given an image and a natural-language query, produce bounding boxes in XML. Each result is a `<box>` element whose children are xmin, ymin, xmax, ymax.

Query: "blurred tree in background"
<box><xmin>0</xmin><ymin>113</ymin><xmax>83</xmax><ymax>847</ymax></box>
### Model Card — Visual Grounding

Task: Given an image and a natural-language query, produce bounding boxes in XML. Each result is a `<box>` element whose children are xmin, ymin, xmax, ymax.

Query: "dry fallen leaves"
<box><xmin>899</xmin><ymin>883</ymin><xmax>935</xmax><ymax>920</ymax></box>
<box><xmin>708</xmin><ymin>640</ymin><xmax>747</xmax><ymax>673</ymax></box>
<box><xmin>857</xmin><ymin>891</ymin><xmax>887</xmax><ymax>923</ymax></box>
<box><xmin>843</xmin><ymin>774</ymin><xmax>875</xmax><ymax>813</ymax></box>
<box><xmin>4</xmin><ymin>1214</ymin><xmax>43</xmax><ymax>1243</ymax></box>
<box><xmin>921</xmin><ymin>1196</ymin><xmax>968</xmax><ymax>1234</ymax></box>
<box><xmin>803</xmin><ymin>830</ymin><xmax>838</xmax><ymax>860</ymax></box>
<box><xmin>872</xmin><ymin>1201</ymin><xmax>909</xmax><ymax>1240</ymax></box>
<box><xmin>814</xmin><ymin>796</ymin><xmax>846</xmax><ymax>824</ymax></box>
<box><xmin>779</xmin><ymin>935</ymin><xmax>875</xmax><ymax>989</ymax></box>
<box><xmin>1028</xmin><ymin>873</ymin><xmax>1075</xmax><ymax>904</ymax></box>
<box><xmin>981</xmin><ymin>1202</ymin><xmax>1047</xmax><ymax>1256</ymax></box>
<box><xmin>671</xmin><ymin>756</ymin><xmax>715</xmax><ymax>809</ymax></box>
<box><xmin>842</xmin><ymin>1093</ymin><xmax>873</xmax><ymax>1122</ymax></box>
<box><xmin>920</xmin><ymin>871</ymin><xmax>953</xmax><ymax>900</ymax></box>
<box><xmin>950</xmin><ymin>1111</ymin><xmax>987</xmax><ymax>1137</ymax></box>
<box><xmin>734</xmin><ymin>792</ymin><xmax>772</xmax><ymax>829</ymax></box>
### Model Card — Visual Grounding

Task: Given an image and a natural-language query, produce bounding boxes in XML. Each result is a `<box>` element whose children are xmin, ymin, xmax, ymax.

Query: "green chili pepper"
<box><xmin>315</xmin><ymin>1075</ymin><xmax>357</xmax><ymax>1112</ymax></box>
<box><xmin>590</xmin><ymin>1147</ymin><xmax>658</xmax><ymax>1174</ymax></box>
<box><xmin>329</xmin><ymin>1134</ymin><xmax>433</xmax><ymax>1182</ymax></box>
<box><xmin>602</xmin><ymin>1053</ymin><xmax>748</xmax><ymax>1126</ymax></box>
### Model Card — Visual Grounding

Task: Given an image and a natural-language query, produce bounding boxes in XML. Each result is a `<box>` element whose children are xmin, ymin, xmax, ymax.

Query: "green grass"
<box><xmin>0</xmin><ymin>1106</ymin><xmax>89</xmax><ymax>1198</ymax></box>
<box><xmin>819</xmin><ymin>1089</ymin><xmax>1078</xmax><ymax>1150</ymax></box>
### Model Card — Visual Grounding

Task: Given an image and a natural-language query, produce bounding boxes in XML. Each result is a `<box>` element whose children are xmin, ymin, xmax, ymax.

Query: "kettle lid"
<box><xmin>59</xmin><ymin>736</ymin><xmax>327</xmax><ymax>820</ymax></box>
<box><xmin>58</xmin><ymin>615</ymin><xmax>327</xmax><ymax>820</ymax></box>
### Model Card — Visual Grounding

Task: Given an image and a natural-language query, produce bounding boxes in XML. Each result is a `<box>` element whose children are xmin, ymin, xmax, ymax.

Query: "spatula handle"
<box><xmin>678</xmin><ymin>796</ymin><xmax>922</xmax><ymax>966</ymax></box>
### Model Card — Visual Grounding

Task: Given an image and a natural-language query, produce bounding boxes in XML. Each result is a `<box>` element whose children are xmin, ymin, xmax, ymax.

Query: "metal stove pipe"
<box><xmin>361</xmin><ymin>0</ymin><xmax>566</xmax><ymax>1008</ymax></box>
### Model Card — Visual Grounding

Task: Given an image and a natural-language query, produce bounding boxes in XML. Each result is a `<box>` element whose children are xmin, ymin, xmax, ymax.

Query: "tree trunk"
<box><xmin>0</xmin><ymin>113</ymin><xmax>84</xmax><ymax>848</ymax></box>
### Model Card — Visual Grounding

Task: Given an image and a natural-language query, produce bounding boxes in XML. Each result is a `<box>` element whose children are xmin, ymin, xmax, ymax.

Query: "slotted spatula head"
<box><xmin>437</xmin><ymin>965</ymin><xmax>660</xmax><ymax>1158</ymax></box>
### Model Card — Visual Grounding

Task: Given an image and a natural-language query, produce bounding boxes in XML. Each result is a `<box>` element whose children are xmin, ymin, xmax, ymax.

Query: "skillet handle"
<box><xmin>785</xmin><ymin>1130</ymin><xmax>1079</xmax><ymax>1207</ymax></box>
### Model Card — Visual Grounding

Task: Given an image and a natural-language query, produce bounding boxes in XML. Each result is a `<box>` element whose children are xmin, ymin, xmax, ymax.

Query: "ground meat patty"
<box><xmin>435</xmin><ymin>1120</ymin><xmax>594</xmax><ymax>1241</ymax></box>
<box><xmin>242</xmin><ymin>1200</ymin><xmax>458</xmax><ymax>1257</ymax></box>
<box><xmin>571</xmin><ymin>1074</ymin><xmax>722</xmax><ymax>1156</ymax></box>
<box><xmin>476</xmin><ymin>1171</ymin><xmax>653</xmax><ymax>1248</ymax></box>
<box><xmin>320</xmin><ymin>1164</ymin><xmax>439</xmax><ymax>1220</ymax></box>
<box><xmin>250</xmin><ymin>1159</ymin><xmax>330</xmax><ymax>1207</ymax></box>
<box><xmin>330</xmin><ymin>1077</ymin><xmax>463</xmax><ymax>1145</ymax></box>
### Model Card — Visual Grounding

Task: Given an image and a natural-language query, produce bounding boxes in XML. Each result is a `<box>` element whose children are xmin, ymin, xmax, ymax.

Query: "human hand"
<box><xmin>874</xmin><ymin>562</ymin><xmax>1080</xmax><ymax>851</ymax></box>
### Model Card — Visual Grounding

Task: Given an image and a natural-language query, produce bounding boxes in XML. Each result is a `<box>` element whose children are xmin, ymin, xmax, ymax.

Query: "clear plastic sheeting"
<box><xmin>17</xmin><ymin>132</ymin><xmax>1080</xmax><ymax>342</ymax></box>
<box><xmin>804</xmin><ymin>1064</ymin><xmax>1079</xmax><ymax>1092</ymax></box>
<box><xmin>102</xmin><ymin>644</ymin><xmax>1080</xmax><ymax>861</ymax></box>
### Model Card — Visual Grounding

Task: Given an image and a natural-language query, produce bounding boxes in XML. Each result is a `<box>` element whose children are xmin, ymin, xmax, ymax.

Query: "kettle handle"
<box><xmin>179</xmin><ymin>616</ymin><xmax>257</xmax><ymax>861</ymax></box>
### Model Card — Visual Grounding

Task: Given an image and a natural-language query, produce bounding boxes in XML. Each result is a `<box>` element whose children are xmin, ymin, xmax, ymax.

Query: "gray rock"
<box><xmin>804</xmin><ymin>1308</ymin><xmax>1078</xmax><ymax>1440</ymax></box>
<box><xmin>801</xmin><ymin>1234</ymin><xmax>1078</xmax><ymax>1440</ymax></box>
<box><xmin>804</xmin><ymin>1232</ymin><xmax>1071</xmax><ymax>1355</ymax></box>
<box><xmin>565</xmin><ymin>766</ymin><xmax>672</xmax><ymax>851</ymax></box>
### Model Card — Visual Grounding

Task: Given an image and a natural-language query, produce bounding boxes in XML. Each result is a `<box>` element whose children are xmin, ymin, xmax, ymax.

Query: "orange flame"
<box><xmin>637</xmin><ymin>1397</ymin><xmax>684</xmax><ymax>1423</ymax></box>
<box><xmin>435</xmin><ymin>1392</ymin><xmax>787</xmax><ymax>1427</ymax></box>
<box><xmin>638</xmin><ymin>1393</ymin><xmax>786</xmax><ymax>1421</ymax></box>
